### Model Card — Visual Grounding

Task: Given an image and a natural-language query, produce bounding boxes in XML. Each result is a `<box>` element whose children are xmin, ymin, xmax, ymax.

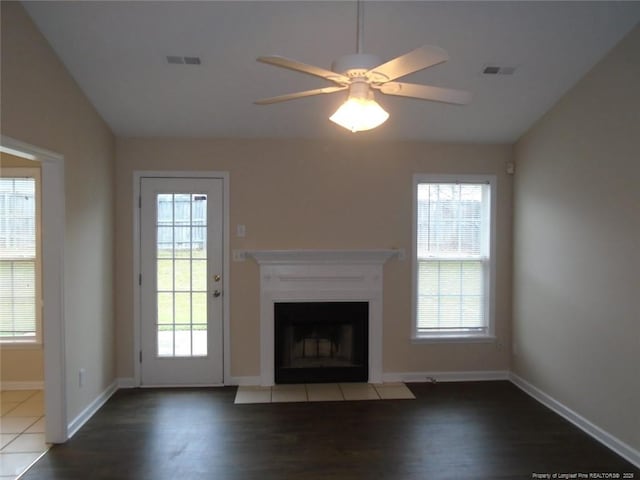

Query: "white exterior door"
<box><xmin>140</xmin><ymin>177</ymin><xmax>224</xmax><ymax>385</ymax></box>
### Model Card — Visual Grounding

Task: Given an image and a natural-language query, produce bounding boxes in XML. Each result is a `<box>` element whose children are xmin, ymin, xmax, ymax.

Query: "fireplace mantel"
<box><xmin>249</xmin><ymin>249</ymin><xmax>399</xmax><ymax>386</ymax></box>
<box><xmin>247</xmin><ymin>249</ymin><xmax>401</xmax><ymax>265</ymax></box>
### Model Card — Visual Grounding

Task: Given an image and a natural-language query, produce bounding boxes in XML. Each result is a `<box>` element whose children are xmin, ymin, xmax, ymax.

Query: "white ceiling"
<box><xmin>23</xmin><ymin>1</ymin><xmax>640</xmax><ymax>143</ymax></box>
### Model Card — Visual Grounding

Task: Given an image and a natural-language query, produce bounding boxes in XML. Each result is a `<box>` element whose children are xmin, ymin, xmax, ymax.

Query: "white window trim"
<box><xmin>411</xmin><ymin>173</ymin><xmax>497</xmax><ymax>343</ymax></box>
<box><xmin>0</xmin><ymin>167</ymin><xmax>42</xmax><ymax>345</ymax></box>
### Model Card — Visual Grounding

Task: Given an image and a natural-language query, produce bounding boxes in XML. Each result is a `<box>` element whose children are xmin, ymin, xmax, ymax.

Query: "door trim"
<box><xmin>132</xmin><ymin>171</ymin><xmax>230</xmax><ymax>386</ymax></box>
<box><xmin>1</xmin><ymin>135</ymin><xmax>67</xmax><ymax>443</ymax></box>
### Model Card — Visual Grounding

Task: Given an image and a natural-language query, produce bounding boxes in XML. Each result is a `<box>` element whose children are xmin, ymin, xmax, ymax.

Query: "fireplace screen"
<box><xmin>274</xmin><ymin>302</ymin><xmax>368</xmax><ymax>384</ymax></box>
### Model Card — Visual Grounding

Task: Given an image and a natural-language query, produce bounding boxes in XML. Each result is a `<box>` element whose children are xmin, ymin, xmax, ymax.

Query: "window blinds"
<box><xmin>416</xmin><ymin>183</ymin><xmax>489</xmax><ymax>335</ymax></box>
<box><xmin>0</xmin><ymin>176</ymin><xmax>38</xmax><ymax>340</ymax></box>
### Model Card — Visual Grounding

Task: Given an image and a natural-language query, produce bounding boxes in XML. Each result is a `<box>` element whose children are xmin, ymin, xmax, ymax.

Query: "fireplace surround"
<box><xmin>247</xmin><ymin>249</ymin><xmax>399</xmax><ymax>386</ymax></box>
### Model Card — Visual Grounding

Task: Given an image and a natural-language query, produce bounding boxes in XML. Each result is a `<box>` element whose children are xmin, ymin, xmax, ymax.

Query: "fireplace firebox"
<box><xmin>274</xmin><ymin>302</ymin><xmax>368</xmax><ymax>384</ymax></box>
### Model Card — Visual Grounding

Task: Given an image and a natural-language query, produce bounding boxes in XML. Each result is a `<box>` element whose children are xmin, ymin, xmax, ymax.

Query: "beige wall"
<box><xmin>0</xmin><ymin>153</ymin><xmax>37</xmax><ymax>168</ymax></box>
<box><xmin>0</xmin><ymin>153</ymin><xmax>44</xmax><ymax>383</ymax></box>
<box><xmin>115</xmin><ymin>138</ymin><xmax>513</xmax><ymax>379</ymax></box>
<box><xmin>513</xmin><ymin>26</ymin><xmax>640</xmax><ymax>452</ymax></box>
<box><xmin>1</xmin><ymin>2</ymin><xmax>116</xmax><ymax>420</ymax></box>
<box><xmin>0</xmin><ymin>348</ymin><xmax>43</xmax><ymax>383</ymax></box>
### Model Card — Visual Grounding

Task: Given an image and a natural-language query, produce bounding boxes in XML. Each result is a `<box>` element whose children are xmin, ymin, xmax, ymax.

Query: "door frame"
<box><xmin>1</xmin><ymin>135</ymin><xmax>67</xmax><ymax>443</ymax></box>
<box><xmin>132</xmin><ymin>171</ymin><xmax>230</xmax><ymax>386</ymax></box>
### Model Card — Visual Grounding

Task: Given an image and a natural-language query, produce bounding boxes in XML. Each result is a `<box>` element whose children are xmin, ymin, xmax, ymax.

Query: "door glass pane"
<box><xmin>174</xmin><ymin>260</ymin><xmax>191</xmax><ymax>291</ymax></box>
<box><xmin>192</xmin><ymin>326</ymin><xmax>207</xmax><ymax>356</ymax></box>
<box><xmin>175</xmin><ymin>328</ymin><xmax>191</xmax><ymax>356</ymax></box>
<box><xmin>192</xmin><ymin>293</ymin><xmax>207</xmax><ymax>323</ymax></box>
<box><xmin>192</xmin><ymin>260</ymin><xmax>206</xmax><ymax>291</ymax></box>
<box><xmin>157</xmin><ymin>292</ymin><xmax>173</xmax><ymax>324</ymax></box>
<box><xmin>174</xmin><ymin>292</ymin><xmax>190</xmax><ymax>324</ymax></box>
<box><xmin>157</xmin><ymin>227</ymin><xmax>173</xmax><ymax>257</ymax></box>
<box><xmin>157</xmin><ymin>194</ymin><xmax>173</xmax><ymax>224</ymax></box>
<box><xmin>157</xmin><ymin>327</ymin><xmax>173</xmax><ymax>357</ymax></box>
<box><xmin>157</xmin><ymin>260</ymin><xmax>173</xmax><ymax>291</ymax></box>
<box><xmin>155</xmin><ymin>193</ymin><xmax>208</xmax><ymax>357</ymax></box>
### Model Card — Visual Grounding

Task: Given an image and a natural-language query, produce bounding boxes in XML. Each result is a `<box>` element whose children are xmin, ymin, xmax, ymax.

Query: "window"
<box><xmin>413</xmin><ymin>175</ymin><xmax>495</xmax><ymax>340</ymax></box>
<box><xmin>0</xmin><ymin>168</ymin><xmax>41</xmax><ymax>343</ymax></box>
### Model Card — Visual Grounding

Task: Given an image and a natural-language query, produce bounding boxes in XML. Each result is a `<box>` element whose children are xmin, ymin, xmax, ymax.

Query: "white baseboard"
<box><xmin>383</xmin><ymin>370</ymin><xmax>510</xmax><ymax>383</ymax></box>
<box><xmin>117</xmin><ymin>378</ymin><xmax>233</xmax><ymax>388</ymax></box>
<box><xmin>67</xmin><ymin>381</ymin><xmax>118</xmax><ymax>439</ymax></box>
<box><xmin>116</xmin><ymin>377</ymin><xmax>136</xmax><ymax>388</ymax></box>
<box><xmin>509</xmin><ymin>372</ymin><xmax>640</xmax><ymax>468</ymax></box>
<box><xmin>226</xmin><ymin>375</ymin><xmax>261</xmax><ymax>386</ymax></box>
<box><xmin>119</xmin><ymin>376</ymin><xmax>251</xmax><ymax>388</ymax></box>
<box><xmin>0</xmin><ymin>380</ymin><xmax>44</xmax><ymax>390</ymax></box>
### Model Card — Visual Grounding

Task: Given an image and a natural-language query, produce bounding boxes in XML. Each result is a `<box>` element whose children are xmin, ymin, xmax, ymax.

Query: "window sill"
<box><xmin>411</xmin><ymin>335</ymin><xmax>496</xmax><ymax>344</ymax></box>
<box><xmin>0</xmin><ymin>342</ymin><xmax>42</xmax><ymax>350</ymax></box>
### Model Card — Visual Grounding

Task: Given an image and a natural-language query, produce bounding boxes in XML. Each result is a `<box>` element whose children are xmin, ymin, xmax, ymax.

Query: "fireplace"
<box><xmin>274</xmin><ymin>302</ymin><xmax>368</xmax><ymax>384</ymax></box>
<box><xmin>247</xmin><ymin>249</ymin><xmax>399</xmax><ymax>386</ymax></box>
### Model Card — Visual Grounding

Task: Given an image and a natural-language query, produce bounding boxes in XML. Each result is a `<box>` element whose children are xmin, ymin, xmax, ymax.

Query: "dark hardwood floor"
<box><xmin>23</xmin><ymin>382</ymin><xmax>638</xmax><ymax>479</ymax></box>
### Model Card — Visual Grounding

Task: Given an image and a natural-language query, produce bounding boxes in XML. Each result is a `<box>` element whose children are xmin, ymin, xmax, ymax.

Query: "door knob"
<box><xmin>213</xmin><ymin>290</ymin><xmax>222</xmax><ymax>298</ymax></box>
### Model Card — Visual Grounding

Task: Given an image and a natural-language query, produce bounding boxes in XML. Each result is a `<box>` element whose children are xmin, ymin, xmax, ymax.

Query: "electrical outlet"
<box><xmin>236</xmin><ymin>224</ymin><xmax>246</xmax><ymax>237</ymax></box>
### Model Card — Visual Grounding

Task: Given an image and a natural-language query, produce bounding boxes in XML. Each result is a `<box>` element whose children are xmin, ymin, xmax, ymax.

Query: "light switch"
<box><xmin>236</xmin><ymin>224</ymin><xmax>246</xmax><ymax>237</ymax></box>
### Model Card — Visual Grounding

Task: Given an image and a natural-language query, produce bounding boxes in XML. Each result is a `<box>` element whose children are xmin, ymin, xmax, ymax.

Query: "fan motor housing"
<box><xmin>332</xmin><ymin>53</ymin><xmax>382</xmax><ymax>78</ymax></box>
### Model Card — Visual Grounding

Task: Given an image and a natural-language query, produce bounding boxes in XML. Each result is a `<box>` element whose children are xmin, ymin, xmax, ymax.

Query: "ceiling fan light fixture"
<box><xmin>329</xmin><ymin>83</ymin><xmax>389</xmax><ymax>132</ymax></box>
<box><xmin>255</xmin><ymin>1</ymin><xmax>471</xmax><ymax>128</ymax></box>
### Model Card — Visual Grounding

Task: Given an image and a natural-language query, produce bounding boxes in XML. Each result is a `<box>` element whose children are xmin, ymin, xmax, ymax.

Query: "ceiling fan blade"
<box><xmin>367</xmin><ymin>45</ymin><xmax>449</xmax><ymax>82</ymax></box>
<box><xmin>257</xmin><ymin>56</ymin><xmax>350</xmax><ymax>85</ymax></box>
<box><xmin>254</xmin><ymin>86</ymin><xmax>348</xmax><ymax>105</ymax></box>
<box><xmin>378</xmin><ymin>82</ymin><xmax>472</xmax><ymax>105</ymax></box>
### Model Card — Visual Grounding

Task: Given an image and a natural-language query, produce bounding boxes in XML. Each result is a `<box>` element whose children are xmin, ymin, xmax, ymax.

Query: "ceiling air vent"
<box><xmin>482</xmin><ymin>65</ymin><xmax>516</xmax><ymax>75</ymax></box>
<box><xmin>166</xmin><ymin>56</ymin><xmax>201</xmax><ymax>65</ymax></box>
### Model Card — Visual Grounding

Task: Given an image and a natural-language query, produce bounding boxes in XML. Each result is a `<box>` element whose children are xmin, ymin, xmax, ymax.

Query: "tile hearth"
<box><xmin>234</xmin><ymin>383</ymin><xmax>415</xmax><ymax>404</ymax></box>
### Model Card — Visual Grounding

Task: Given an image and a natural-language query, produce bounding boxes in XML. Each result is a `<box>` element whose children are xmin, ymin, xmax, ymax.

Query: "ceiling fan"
<box><xmin>254</xmin><ymin>1</ymin><xmax>472</xmax><ymax>132</ymax></box>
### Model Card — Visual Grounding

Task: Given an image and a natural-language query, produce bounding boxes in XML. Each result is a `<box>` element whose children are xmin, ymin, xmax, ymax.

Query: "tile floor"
<box><xmin>234</xmin><ymin>382</ymin><xmax>415</xmax><ymax>404</ymax></box>
<box><xmin>0</xmin><ymin>390</ymin><xmax>48</xmax><ymax>480</ymax></box>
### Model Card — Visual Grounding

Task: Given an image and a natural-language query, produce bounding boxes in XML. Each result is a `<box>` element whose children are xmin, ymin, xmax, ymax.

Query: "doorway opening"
<box><xmin>0</xmin><ymin>136</ymin><xmax>66</xmax><ymax>444</ymax></box>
